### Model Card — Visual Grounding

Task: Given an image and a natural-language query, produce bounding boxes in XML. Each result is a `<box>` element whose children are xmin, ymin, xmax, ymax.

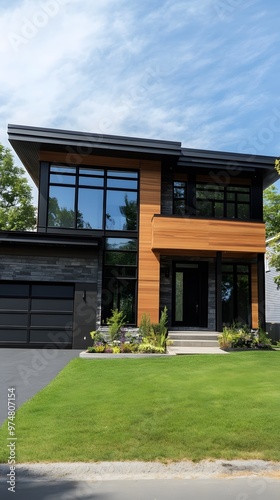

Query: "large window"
<box><xmin>196</xmin><ymin>183</ymin><xmax>251</xmax><ymax>220</ymax></box>
<box><xmin>102</xmin><ymin>238</ymin><xmax>137</xmax><ymax>324</ymax></box>
<box><xmin>48</xmin><ymin>166</ymin><xmax>138</xmax><ymax>231</ymax></box>
<box><xmin>222</xmin><ymin>264</ymin><xmax>251</xmax><ymax>326</ymax></box>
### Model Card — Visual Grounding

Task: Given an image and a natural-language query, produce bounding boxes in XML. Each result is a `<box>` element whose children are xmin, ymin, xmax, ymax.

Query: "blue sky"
<box><xmin>0</xmin><ymin>0</ymin><xmax>280</xmax><ymax>198</ymax></box>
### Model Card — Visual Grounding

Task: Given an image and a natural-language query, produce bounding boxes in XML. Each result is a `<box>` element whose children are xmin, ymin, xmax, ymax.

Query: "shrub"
<box><xmin>89</xmin><ymin>330</ymin><xmax>106</xmax><ymax>345</ymax></box>
<box><xmin>107</xmin><ymin>309</ymin><xmax>126</xmax><ymax>342</ymax></box>
<box><xmin>138</xmin><ymin>343</ymin><xmax>165</xmax><ymax>354</ymax></box>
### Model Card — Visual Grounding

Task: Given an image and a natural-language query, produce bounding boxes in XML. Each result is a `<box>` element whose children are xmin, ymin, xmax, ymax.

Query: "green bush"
<box><xmin>138</xmin><ymin>343</ymin><xmax>165</xmax><ymax>354</ymax></box>
<box><xmin>218</xmin><ymin>323</ymin><xmax>272</xmax><ymax>350</ymax></box>
<box><xmin>107</xmin><ymin>309</ymin><xmax>126</xmax><ymax>341</ymax></box>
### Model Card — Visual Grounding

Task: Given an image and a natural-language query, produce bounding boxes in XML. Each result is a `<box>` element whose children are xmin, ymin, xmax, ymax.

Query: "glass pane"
<box><xmin>79</xmin><ymin>168</ymin><xmax>104</xmax><ymax>176</ymax></box>
<box><xmin>107</xmin><ymin>179</ymin><xmax>137</xmax><ymax>189</ymax></box>
<box><xmin>222</xmin><ymin>274</ymin><xmax>234</xmax><ymax>325</ymax></box>
<box><xmin>106</xmin><ymin>191</ymin><xmax>138</xmax><ymax>230</ymax></box>
<box><xmin>105</xmin><ymin>252</ymin><xmax>137</xmax><ymax>265</ymax></box>
<box><xmin>174</xmin><ymin>187</ymin><xmax>185</xmax><ymax>198</ymax></box>
<box><xmin>119</xmin><ymin>280</ymin><xmax>136</xmax><ymax>323</ymax></box>
<box><xmin>214</xmin><ymin>202</ymin><xmax>224</xmax><ymax>217</ymax></box>
<box><xmin>227</xmin><ymin>203</ymin><xmax>235</xmax><ymax>218</ymax></box>
<box><xmin>222</xmin><ymin>265</ymin><xmax>234</xmax><ymax>272</ymax></box>
<box><xmin>175</xmin><ymin>272</ymin><xmax>183</xmax><ymax>322</ymax></box>
<box><xmin>237</xmin><ymin>204</ymin><xmax>250</xmax><ymax>220</ymax></box>
<box><xmin>50</xmin><ymin>166</ymin><xmax>76</xmax><ymax>174</ymax></box>
<box><xmin>174</xmin><ymin>200</ymin><xmax>186</xmax><ymax>215</ymax></box>
<box><xmin>106</xmin><ymin>238</ymin><xmax>137</xmax><ymax>250</ymax></box>
<box><xmin>237</xmin><ymin>193</ymin><xmax>250</xmax><ymax>202</ymax></box>
<box><xmin>174</xmin><ymin>181</ymin><xmax>186</xmax><ymax>188</ymax></box>
<box><xmin>227</xmin><ymin>192</ymin><xmax>235</xmax><ymax>201</ymax></box>
<box><xmin>108</xmin><ymin>171</ymin><xmax>138</xmax><ymax>178</ymax></box>
<box><xmin>48</xmin><ymin>186</ymin><xmax>75</xmax><ymax>228</ymax></box>
<box><xmin>197</xmin><ymin>200</ymin><xmax>212</xmax><ymax>216</ymax></box>
<box><xmin>50</xmin><ymin>174</ymin><xmax>76</xmax><ymax>185</ymax></box>
<box><xmin>104</xmin><ymin>266</ymin><xmax>137</xmax><ymax>278</ymax></box>
<box><xmin>77</xmin><ymin>188</ymin><xmax>103</xmax><ymax>229</ymax></box>
<box><xmin>237</xmin><ymin>273</ymin><xmax>250</xmax><ymax>325</ymax></box>
<box><xmin>237</xmin><ymin>265</ymin><xmax>249</xmax><ymax>273</ymax></box>
<box><xmin>79</xmin><ymin>176</ymin><xmax>104</xmax><ymax>187</ymax></box>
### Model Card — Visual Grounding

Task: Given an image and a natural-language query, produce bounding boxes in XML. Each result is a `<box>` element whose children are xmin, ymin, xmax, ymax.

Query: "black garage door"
<box><xmin>0</xmin><ymin>282</ymin><xmax>74</xmax><ymax>348</ymax></box>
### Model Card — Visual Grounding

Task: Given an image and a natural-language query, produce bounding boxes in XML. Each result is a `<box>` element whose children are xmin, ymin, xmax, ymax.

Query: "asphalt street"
<box><xmin>0</xmin><ymin>477</ymin><xmax>279</xmax><ymax>500</ymax></box>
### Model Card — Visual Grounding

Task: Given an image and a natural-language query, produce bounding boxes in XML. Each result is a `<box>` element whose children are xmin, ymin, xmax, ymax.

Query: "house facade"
<box><xmin>0</xmin><ymin>124</ymin><xmax>277</xmax><ymax>348</ymax></box>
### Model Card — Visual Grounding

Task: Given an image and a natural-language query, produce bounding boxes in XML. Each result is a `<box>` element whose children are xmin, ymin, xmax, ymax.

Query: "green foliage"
<box><xmin>218</xmin><ymin>323</ymin><xmax>272</xmax><ymax>349</ymax></box>
<box><xmin>139</xmin><ymin>307</ymin><xmax>169</xmax><ymax>351</ymax></box>
<box><xmin>139</xmin><ymin>312</ymin><xmax>151</xmax><ymax>337</ymax></box>
<box><xmin>0</xmin><ymin>144</ymin><xmax>36</xmax><ymax>230</ymax></box>
<box><xmin>89</xmin><ymin>330</ymin><xmax>106</xmax><ymax>344</ymax></box>
<box><xmin>138</xmin><ymin>343</ymin><xmax>165</xmax><ymax>353</ymax></box>
<box><xmin>275</xmin><ymin>158</ymin><xmax>280</xmax><ymax>174</ymax></box>
<box><xmin>107</xmin><ymin>309</ymin><xmax>126</xmax><ymax>341</ymax></box>
<box><xmin>263</xmin><ymin>185</ymin><xmax>280</xmax><ymax>238</ymax></box>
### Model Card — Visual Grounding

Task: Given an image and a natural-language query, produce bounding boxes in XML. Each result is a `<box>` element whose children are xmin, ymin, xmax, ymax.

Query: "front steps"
<box><xmin>166</xmin><ymin>331</ymin><xmax>227</xmax><ymax>355</ymax></box>
<box><xmin>168</xmin><ymin>331</ymin><xmax>219</xmax><ymax>348</ymax></box>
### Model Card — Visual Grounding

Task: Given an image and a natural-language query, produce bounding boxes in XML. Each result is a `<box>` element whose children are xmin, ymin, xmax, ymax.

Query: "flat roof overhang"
<box><xmin>8</xmin><ymin>124</ymin><xmax>181</xmax><ymax>186</ymax></box>
<box><xmin>7</xmin><ymin>124</ymin><xmax>279</xmax><ymax>189</ymax></box>
<box><xmin>0</xmin><ymin>231</ymin><xmax>100</xmax><ymax>248</ymax></box>
<box><xmin>179</xmin><ymin>148</ymin><xmax>278</xmax><ymax>189</ymax></box>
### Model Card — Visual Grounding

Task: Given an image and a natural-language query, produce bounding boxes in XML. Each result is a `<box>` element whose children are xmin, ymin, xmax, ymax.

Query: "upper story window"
<box><xmin>173</xmin><ymin>181</ymin><xmax>187</xmax><ymax>215</ymax></box>
<box><xmin>196</xmin><ymin>183</ymin><xmax>251</xmax><ymax>220</ymax></box>
<box><xmin>47</xmin><ymin>165</ymin><xmax>138</xmax><ymax>231</ymax></box>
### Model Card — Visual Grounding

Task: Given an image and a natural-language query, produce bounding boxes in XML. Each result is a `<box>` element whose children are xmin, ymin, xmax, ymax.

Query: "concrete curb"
<box><xmin>1</xmin><ymin>460</ymin><xmax>280</xmax><ymax>481</ymax></box>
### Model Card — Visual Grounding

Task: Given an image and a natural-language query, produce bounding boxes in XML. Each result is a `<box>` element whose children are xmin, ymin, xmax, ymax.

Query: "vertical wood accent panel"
<box><xmin>251</xmin><ymin>263</ymin><xmax>258</xmax><ymax>328</ymax></box>
<box><xmin>138</xmin><ymin>161</ymin><xmax>161</xmax><ymax>324</ymax></box>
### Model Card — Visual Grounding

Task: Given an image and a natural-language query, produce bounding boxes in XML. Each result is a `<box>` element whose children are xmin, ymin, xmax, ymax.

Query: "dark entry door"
<box><xmin>173</xmin><ymin>263</ymin><xmax>208</xmax><ymax>327</ymax></box>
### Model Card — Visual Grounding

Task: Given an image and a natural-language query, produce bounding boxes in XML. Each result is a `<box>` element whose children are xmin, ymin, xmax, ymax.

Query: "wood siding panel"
<box><xmin>251</xmin><ymin>263</ymin><xmax>258</xmax><ymax>328</ymax></box>
<box><xmin>138</xmin><ymin>161</ymin><xmax>161</xmax><ymax>324</ymax></box>
<box><xmin>40</xmin><ymin>151</ymin><xmax>140</xmax><ymax>169</ymax></box>
<box><xmin>152</xmin><ymin>217</ymin><xmax>266</xmax><ymax>253</ymax></box>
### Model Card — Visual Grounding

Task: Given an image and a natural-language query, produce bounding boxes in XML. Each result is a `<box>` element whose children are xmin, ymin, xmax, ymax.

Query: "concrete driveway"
<box><xmin>0</xmin><ymin>349</ymin><xmax>80</xmax><ymax>425</ymax></box>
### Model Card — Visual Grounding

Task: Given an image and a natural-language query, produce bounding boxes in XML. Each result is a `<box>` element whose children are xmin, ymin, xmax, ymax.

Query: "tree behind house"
<box><xmin>0</xmin><ymin>144</ymin><xmax>36</xmax><ymax>231</ymax></box>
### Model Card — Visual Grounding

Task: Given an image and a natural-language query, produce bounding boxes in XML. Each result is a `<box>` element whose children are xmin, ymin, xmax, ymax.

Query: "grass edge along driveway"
<box><xmin>0</xmin><ymin>352</ymin><xmax>279</xmax><ymax>463</ymax></box>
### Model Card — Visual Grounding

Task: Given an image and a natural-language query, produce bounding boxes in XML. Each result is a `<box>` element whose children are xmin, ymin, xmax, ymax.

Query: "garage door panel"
<box><xmin>0</xmin><ymin>298</ymin><xmax>29</xmax><ymax>310</ymax></box>
<box><xmin>0</xmin><ymin>284</ymin><xmax>29</xmax><ymax>296</ymax></box>
<box><xmin>29</xmin><ymin>330</ymin><xmax>72</xmax><ymax>343</ymax></box>
<box><xmin>0</xmin><ymin>330</ymin><xmax>28</xmax><ymax>342</ymax></box>
<box><xmin>30</xmin><ymin>314</ymin><xmax>73</xmax><ymax>328</ymax></box>
<box><xmin>0</xmin><ymin>314</ymin><xmax>28</xmax><ymax>327</ymax></box>
<box><xmin>31</xmin><ymin>299</ymin><xmax>73</xmax><ymax>312</ymax></box>
<box><xmin>32</xmin><ymin>285</ymin><xmax>74</xmax><ymax>298</ymax></box>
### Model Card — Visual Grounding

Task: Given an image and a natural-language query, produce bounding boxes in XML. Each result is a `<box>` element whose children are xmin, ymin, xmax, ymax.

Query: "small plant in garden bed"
<box><xmin>218</xmin><ymin>323</ymin><xmax>272</xmax><ymax>350</ymax></box>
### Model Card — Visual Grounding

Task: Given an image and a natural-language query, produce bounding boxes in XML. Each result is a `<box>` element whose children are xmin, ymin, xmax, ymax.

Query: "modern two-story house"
<box><xmin>0</xmin><ymin>124</ymin><xmax>277</xmax><ymax>349</ymax></box>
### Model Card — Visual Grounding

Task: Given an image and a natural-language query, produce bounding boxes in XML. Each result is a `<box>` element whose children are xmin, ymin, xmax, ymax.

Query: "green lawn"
<box><xmin>1</xmin><ymin>352</ymin><xmax>280</xmax><ymax>463</ymax></box>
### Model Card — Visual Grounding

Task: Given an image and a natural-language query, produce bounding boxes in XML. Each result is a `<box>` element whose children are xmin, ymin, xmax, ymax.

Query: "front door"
<box><xmin>173</xmin><ymin>262</ymin><xmax>208</xmax><ymax>327</ymax></box>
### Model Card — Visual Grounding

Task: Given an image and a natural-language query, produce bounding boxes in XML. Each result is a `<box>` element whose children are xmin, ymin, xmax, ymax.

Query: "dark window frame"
<box><xmin>221</xmin><ymin>263</ymin><xmax>251</xmax><ymax>327</ymax></box>
<box><xmin>196</xmin><ymin>183</ymin><xmax>251</xmax><ymax>220</ymax></box>
<box><xmin>47</xmin><ymin>165</ymin><xmax>139</xmax><ymax>231</ymax></box>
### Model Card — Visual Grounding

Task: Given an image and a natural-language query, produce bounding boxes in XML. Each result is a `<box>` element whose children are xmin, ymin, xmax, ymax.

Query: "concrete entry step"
<box><xmin>167</xmin><ymin>346</ymin><xmax>228</xmax><ymax>355</ymax></box>
<box><xmin>167</xmin><ymin>331</ymin><xmax>220</xmax><ymax>349</ymax></box>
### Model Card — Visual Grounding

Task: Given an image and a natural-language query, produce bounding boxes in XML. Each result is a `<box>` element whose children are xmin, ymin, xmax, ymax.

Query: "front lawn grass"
<box><xmin>0</xmin><ymin>352</ymin><xmax>279</xmax><ymax>463</ymax></box>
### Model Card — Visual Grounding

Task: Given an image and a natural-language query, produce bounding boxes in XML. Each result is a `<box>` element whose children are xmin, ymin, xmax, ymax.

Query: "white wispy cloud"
<box><xmin>0</xmin><ymin>0</ymin><xmax>280</xmax><ymax>199</ymax></box>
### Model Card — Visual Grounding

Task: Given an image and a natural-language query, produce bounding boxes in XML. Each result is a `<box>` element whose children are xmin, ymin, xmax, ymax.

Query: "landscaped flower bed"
<box><xmin>86</xmin><ymin>307</ymin><xmax>170</xmax><ymax>354</ymax></box>
<box><xmin>218</xmin><ymin>324</ymin><xmax>273</xmax><ymax>350</ymax></box>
